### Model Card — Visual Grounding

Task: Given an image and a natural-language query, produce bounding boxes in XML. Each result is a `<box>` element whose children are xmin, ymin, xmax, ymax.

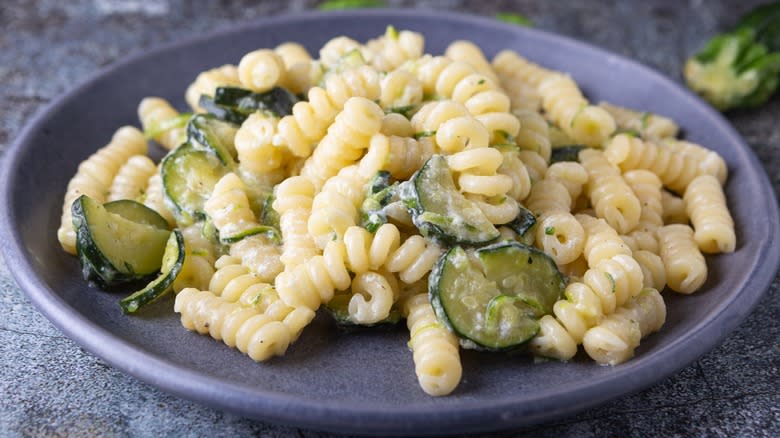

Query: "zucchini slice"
<box><xmin>550</xmin><ymin>145</ymin><xmax>586</xmax><ymax>164</ymax></box>
<box><xmin>401</xmin><ymin>155</ymin><xmax>499</xmax><ymax>245</ymax></box>
<box><xmin>220</xmin><ymin>225</ymin><xmax>281</xmax><ymax>245</ymax></box>
<box><xmin>72</xmin><ymin>195</ymin><xmax>171</xmax><ymax>286</ymax></box>
<box><xmin>120</xmin><ymin>229</ymin><xmax>185</xmax><ymax>314</ymax></box>
<box><xmin>476</xmin><ymin>242</ymin><xmax>565</xmax><ymax>315</ymax></box>
<box><xmin>161</xmin><ymin>142</ymin><xmax>228</xmax><ymax>223</ymax></box>
<box><xmin>505</xmin><ymin>205</ymin><xmax>536</xmax><ymax>245</ymax></box>
<box><xmin>103</xmin><ymin>200</ymin><xmax>171</xmax><ymax>231</ymax></box>
<box><xmin>186</xmin><ymin>114</ymin><xmax>238</xmax><ymax>166</ymax></box>
<box><xmin>198</xmin><ymin>95</ymin><xmax>249</xmax><ymax>125</ymax></box>
<box><xmin>214</xmin><ymin>86</ymin><xmax>298</xmax><ymax>117</ymax></box>
<box><xmin>430</xmin><ymin>242</ymin><xmax>564</xmax><ymax>350</ymax></box>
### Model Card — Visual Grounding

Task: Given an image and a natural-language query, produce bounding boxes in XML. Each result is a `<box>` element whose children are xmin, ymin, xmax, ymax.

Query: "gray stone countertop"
<box><xmin>1</xmin><ymin>0</ymin><xmax>778</xmax><ymax>436</ymax></box>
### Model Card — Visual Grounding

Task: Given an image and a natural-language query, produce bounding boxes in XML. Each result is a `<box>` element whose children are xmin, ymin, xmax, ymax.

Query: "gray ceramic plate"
<box><xmin>1</xmin><ymin>9</ymin><xmax>779</xmax><ymax>436</ymax></box>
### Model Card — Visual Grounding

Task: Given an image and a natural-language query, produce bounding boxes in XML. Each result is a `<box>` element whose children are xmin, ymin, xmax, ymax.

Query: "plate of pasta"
<box><xmin>2</xmin><ymin>9</ymin><xmax>779</xmax><ymax>435</ymax></box>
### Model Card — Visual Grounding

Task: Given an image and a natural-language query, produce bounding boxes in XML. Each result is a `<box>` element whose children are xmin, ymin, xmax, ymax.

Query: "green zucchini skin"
<box><xmin>401</xmin><ymin>155</ymin><xmax>499</xmax><ymax>245</ymax></box>
<box><xmin>103</xmin><ymin>200</ymin><xmax>171</xmax><ymax>231</ymax></box>
<box><xmin>120</xmin><ymin>229</ymin><xmax>185</xmax><ymax>314</ymax></box>
<box><xmin>505</xmin><ymin>206</ymin><xmax>537</xmax><ymax>244</ymax></box>
<box><xmin>161</xmin><ymin>142</ymin><xmax>228</xmax><ymax>224</ymax></box>
<box><xmin>214</xmin><ymin>86</ymin><xmax>299</xmax><ymax>117</ymax></box>
<box><xmin>219</xmin><ymin>225</ymin><xmax>281</xmax><ymax>245</ymax></box>
<box><xmin>198</xmin><ymin>95</ymin><xmax>249</xmax><ymax>125</ymax></box>
<box><xmin>360</xmin><ymin>171</ymin><xmax>396</xmax><ymax>233</ymax></box>
<box><xmin>186</xmin><ymin>114</ymin><xmax>238</xmax><ymax>167</ymax></box>
<box><xmin>549</xmin><ymin>145</ymin><xmax>586</xmax><ymax>164</ymax></box>
<box><xmin>73</xmin><ymin>195</ymin><xmax>171</xmax><ymax>287</ymax></box>
<box><xmin>261</xmin><ymin>194</ymin><xmax>280</xmax><ymax>229</ymax></box>
<box><xmin>430</xmin><ymin>242</ymin><xmax>564</xmax><ymax>351</ymax></box>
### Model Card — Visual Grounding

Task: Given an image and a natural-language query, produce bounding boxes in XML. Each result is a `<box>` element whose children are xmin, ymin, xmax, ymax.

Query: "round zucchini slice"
<box><xmin>161</xmin><ymin>142</ymin><xmax>228</xmax><ymax>223</ymax></box>
<box><xmin>103</xmin><ymin>199</ymin><xmax>171</xmax><ymax>231</ymax></box>
<box><xmin>186</xmin><ymin>114</ymin><xmax>238</xmax><ymax>167</ymax></box>
<box><xmin>72</xmin><ymin>195</ymin><xmax>171</xmax><ymax>286</ymax></box>
<box><xmin>120</xmin><ymin>229</ymin><xmax>185</xmax><ymax>314</ymax></box>
<box><xmin>430</xmin><ymin>242</ymin><xmax>565</xmax><ymax>351</ymax></box>
<box><xmin>401</xmin><ymin>155</ymin><xmax>500</xmax><ymax>245</ymax></box>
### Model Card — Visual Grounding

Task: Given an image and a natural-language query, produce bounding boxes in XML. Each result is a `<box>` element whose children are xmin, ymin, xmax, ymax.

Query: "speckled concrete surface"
<box><xmin>1</xmin><ymin>1</ymin><xmax>778</xmax><ymax>436</ymax></box>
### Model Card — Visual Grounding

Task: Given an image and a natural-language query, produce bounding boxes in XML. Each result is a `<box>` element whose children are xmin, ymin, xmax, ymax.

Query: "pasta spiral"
<box><xmin>579</xmin><ymin>148</ymin><xmax>642</xmax><ymax>234</ymax></box>
<box><xmin>621</xmin><ymin>169</ymin><xmax>664</xmax><ymax>253</ymax></box>
<box><xmin>545</xmin><ymin>162</ymin><xmax>588</xmax><ymax>209</ymax></box>
<box><xmin>299</xmin><ymin>97</ymin><xmax>384</xmax><ymax>189</ymax></box>
<box><xmin>137</xmin><ymin>97</ymin><xmax>187</xmax><ymax>150</ymax></box>
<box><xmin>308</xmin><ymin>165</ymin><xmax>370</xmax><ymax>248</ymax></box>
<box><xmin>347</xmin><ymin>271</ymin><xmax>397</xmax><ymax>324</ymax></box>
<box><xmin>444</xmin><ymin>40</ymin><xmax>499</xmax><ymax>84</ymax></box>
<box><xmin>204</xmin><ymin>173</ymin><xmax>258</xmax><ymax>239</ymax></box>
<box><xmin>277</xmin><ymin>66</ymin><xmax>381</xmax><ymax>158</ymax></box>
<box><xmin>662</xmin><ymin>139</ymin><xmax>728</xmax><ymax>185</ymax></box>
<box><xmin>107</xmin><ymin>155</ymin><xmax>157</xmax><ymax>202</ymax></box>
<box><xmin>496</xmin><ymin>147</ymin><xmax>532</xmax><ymax>202</ymax></box>
<box><xmin>661</xmin><ymin>190</ymin><xmax>688</xmax><ymax>224</ymax></box>
<box><xmin>174</xmin><ymin>287</ymin><xmax>315</xmax><ymax>362</ymax></box>
<box><xmin>657</xmin><ymin>224</ymin><xmax>707</xmax><ymax>294</ymax></box>
<box><xmin>273</xmin><ymin>176</ymin><xmax>319</xmax><ymax>270</ymax></box>
<box><xmin>633</xmin><ymin>249</ymin><xmax>667</xmax><ymax>291</ymax></box>
<box><xmin>403</xmin><ymin>293</ymin><xmax>462</xmax><ymax>396</ymax></box>
<box><xmin>582</xmin><ymin>288</ymin><xmax>666</xmax><ymax>365</ymax></box>
<box><xmin>598</xmin><ymin>102</ymin><xmax>679</xmax><ymax>141</ymax></box>
<box><xmin>379</xmin><ymin>69</ymin><xmax>423</xmax><ymax>109</ymax></box>
<box><xmin>604</xmin><ymin>133</ymin><xmax>701</xmax><ymax>194</ymax></box>
<box><xmin>234</xmin><ymin>112</ymin><xmax>286</xmax><ymax>174</ymax></box>
<box><xmin>684</xmin><ymin>175</ymin><xmax>736</xmax><ymax>253</ymax></box>
<box><xmin>238</xmin><ymin>49</ymin><xmax>286</xmax><ymax>93</ymax></box>
<box><xmin>447</xmin><ymin>147</ymin><xmax>513</xmax><ymax>197</ymax></box>
<box><xmin>365</xmin><ymin>28</ymin><xmax>425</xmax><ymax>72</ymax></box>
<box><xmin>514</xmin><ymin>109</ymin><xmax>552</xmax><ymax>162</ymax></box>
<box><xmin>526</xmin><ymin>178</ymin><xmax>584</xmax><ymax>265</ymax></box>
<box><xmin>229</xmin><ymin>236</ymin><xmax>284</xmax><ymax>284</ymax></box>
<box><xmin>492</xmin><ymin>50</ymin><xmax>542</xmax><ymax>112</ymax></box>
<box><xmin>57</xmin><ymin>126</ymin><xmax>147</xmax><ymax>254</ymax></box>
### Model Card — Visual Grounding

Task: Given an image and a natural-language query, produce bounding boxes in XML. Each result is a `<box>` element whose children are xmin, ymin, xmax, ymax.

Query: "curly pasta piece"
<box><xmin>447</xmin><ymin>148</ymin><xmax>513</xmax><ymax>197</ymax></box>
<box><xmin>403</xmin><ymin>293</ymin><xmax>461</xmax><ymax>396</ymax></box>
<box><xmin>413</xmin><ymin>57</ymin><xmax>519</xmax><ymax>141</ymax></box>
<box><xmin>229</xmin><ymin>236</ymin><xmax>283</xmax><ymax>283</ymax></box>
<box><xmin>347</xmin><ymin>271</ymin><xmax>396</xmax><ymax>324</ymax></box>
<box><xmin>319</xmin><ymin>36</ymin><xmax>366</xmax><ymax>68</ymax></box>
<box><xmin>238</xmin><ymin>49</ymin><xmax>286</xmax><ymax>93</ymax></box>
<box><xmin>517</xmin><ymin>150</ymin><xmax>548</xmax><ymax>183</ymax></box>
<box><xmin>465</xmin><ymin>194</ymin><xmax>520</xmax><ymax>225</ymax></box>
<box><xmin>143</xmin><ymin>171</ymin><xmax>175</xmax><ymax>226</ymax></box>
<box><xmin>496</xmin><ymin>147</ymin><xmax>532</xmax><ymax>201</ymax></box>
<box><xmin>662</xmin><ymin>139</ymin><xmax>728</xmax><ymax>185</ymax></box>
<box><xmin>514</xmin><ymin>109</ymin><xmax>552</xmax><ymax>162</ymax></box>
<box><xmin>582</xmin><ymin>288</ymin><xmax>666</xmax><ymax>365</ymax></box>
<box><xmin>274</xmin><ymin>42</ymin><xmax>319</xmax><ymax>95</ymax></box>
<box><xmin>57</xmin><ymin>126</ymin><xmax>147</xmax><ymax>254</ymax></box>
<box><xmin>621</xmin><ymin>169</ymin><xmax>664</xmax><ymax>253</ymax></box>
<box><xmin>526</xmin><ymin>178</ymin><xmax>584</xmax><ymax>265</ymax></box>
<box><xmin>545</xmin><ymin>162</ymin><xmax>588</xmax><ymax>209</ymax></box>
<box><xmin>173</xmin><ymin>223</ymin><xmax>218</xmax><ymax>293</ymax></box>
<box><xmin>365</xmin><ymin>28</ymin><xmax>424</xmax><ymax>72</ymax></box>
<box><xmin>380</xmin><ymin>113</ymin><xmax>414</xmax><ymax>137</ymax></box>
<box><xmin>299</xmin><ymin>97</ymin><xmax>384</xmax><ymax>189</ymax></box>
<box><xmin>604</xmin><ymin>133</ymin><xmax>701</xmax><ymax>194</ymax></box>
<box><xmin>138</xmin><ymin>97</ymin><xmax>187</xmax><ymax>150</ymax></box>
<box><xmin>492</xmin><ymin>51</ymin><xmax>542</xmax><ymax>112</ymax></box>
<box><xmin>174</xmin><ymin>287</ymin><xmax>315</xmax><ymax>362</ymax></box>
<box><xmin>107</xmin><ymin>155</ymin><xmax>157</xmax><ymax>202</ymax></box>
<box><xmin>661</xmin><ymin>190</ymin><xmax>688</xmax><ymax>224</ymax></box>
<box><xmin>633</xmin><ymin>249</ymin><xmax>667</xmax><ymax>291</ymax></box>
<box><xmin>579</xmin><ymin>148</ymin><xmax>641</xmax><ymax>234</ymax></box>
<box><xmin>235</xmin><ymin>112</ymin><xmax>286</xmax><ymax>174</ymax></box>
<box><xmin>185</xmin><ymin>64</ymin><xmax>241</xmax><ymax>112</ymax></box>
<box><xmin>273</xmin><ymin>176</ymin><xmax>319</xmax><ymax>269</ymax></box>
<box><xmin>578</xmin><ymin>214</ymin><xmax>633</xmax><ymax>267</ymax></box>
<box><xmin>308</xmin><ymin>165</ymin><xmax>371</xmax><ymax>248</ymax></box>
<box><xmin>277</xmin><ymin>65</ymin><xmax>381</xmax><ymax>158</ymax></box>
<box><xmin>204</xmin><ymin>173</ymin><xmax>259</xmax><ymax>239</ymax></box>
<box><xmin>684</xmin><ymin>175</ymin><xmax>736</xmax><ymax>254</ymax></box>
<box><xmin>380</xmin><ymin>69</ymin><xmax>423</xmax><ymax>109</ymax></box>
<box><xmin>368</xmin><ymin>133</ymin><xmax>434</xmax><ymax>180</ymax></box>
<box><xmin>444</xmin><ymin>40</ymin><xmax>499</xmax><ymax>84</ymax></box>
<box><xmin>657</xmin><ymin>224</ymin><xmax>707</xmax><ymax>294</ymax></box>
<box><xmin>385</xmin><ymin>235</ymin><xmax>442</xmax><ymax>284</ymax></box>
<box><xmin>598</xmin><ymin>102</ymin><xmax>679</xmax><ymax>141</ymax></box>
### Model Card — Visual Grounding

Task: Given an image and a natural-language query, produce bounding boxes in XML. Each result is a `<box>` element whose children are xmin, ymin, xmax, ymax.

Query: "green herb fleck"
<box><xmin>319</xmin><ymin>0</ymin><xmax>385</xmax><ymax>10</ymax></box>
<box><xmin>605</xmin><ymin>272</ymin><xmax>616</xmax><ymax>294</ymax></box>
<box><xmin>495</xmin><ymin>12</ymin><xmax>533</xmax><ymax>27</ymax></box>
<box><xmin>385</xmin><ymin>25</ymin><xmax>399</xmax><ymax>40</ymax></box>
<box><xmin>544</xmin><ymin>226</ymin><xmax>556</xmax><ymax>235</ymax></box>
<box><xmin>478</xmin><ymin>79</ymin><xmax>486</xmax><ymax>85</ymax></box>
<box><xmin>413</xmin><ymin>130</ymin><xmax>436</xmax><ymax>139</ymax></box>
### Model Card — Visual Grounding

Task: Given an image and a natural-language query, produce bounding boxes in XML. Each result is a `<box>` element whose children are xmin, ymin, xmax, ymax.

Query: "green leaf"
<box><xmin>495</xmin><ymin>12</ymin><xmax>533</xmax><ymax>27</ymax></box>
<box><xmin>318</xmin><ymin>0</ymin><xmax>385</xmax><ymax>10</ymax></box>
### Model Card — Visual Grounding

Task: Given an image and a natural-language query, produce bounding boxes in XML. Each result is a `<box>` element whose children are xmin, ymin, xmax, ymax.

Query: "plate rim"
<box><xmin>1</xmin><ymin>8</ymin><xmax>779</xmax><ymax>435</ymax></box>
